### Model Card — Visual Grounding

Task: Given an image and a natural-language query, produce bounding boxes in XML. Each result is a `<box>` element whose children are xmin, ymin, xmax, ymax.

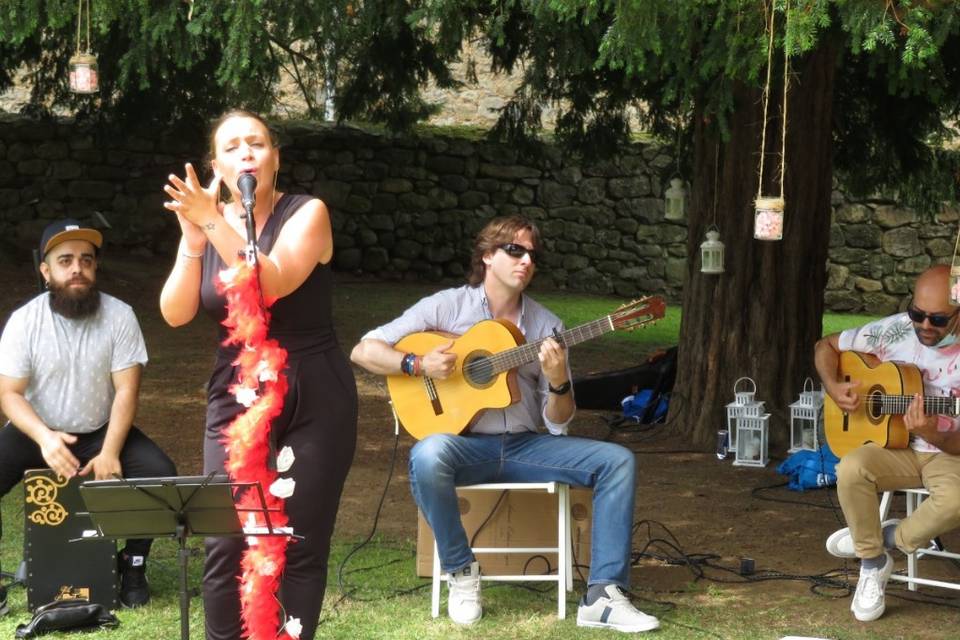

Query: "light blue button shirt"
<box><xmin>362</xmin><ymin>284</ymin><xmax>574</xmax><ymax>435</ymax></box>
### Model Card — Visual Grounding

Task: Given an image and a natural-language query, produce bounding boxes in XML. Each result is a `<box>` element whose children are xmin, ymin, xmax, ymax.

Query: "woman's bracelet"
<box><xmin>181</xmin><ymin>251</ymin><xmax>203</xmax><ymax>259</ymax></box>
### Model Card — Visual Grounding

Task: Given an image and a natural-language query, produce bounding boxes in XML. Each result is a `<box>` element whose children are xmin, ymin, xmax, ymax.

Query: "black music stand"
<box><xmin>77</xmin><ymin>474</ymin><xmax>293</xmax><ymax>640</ymax></box>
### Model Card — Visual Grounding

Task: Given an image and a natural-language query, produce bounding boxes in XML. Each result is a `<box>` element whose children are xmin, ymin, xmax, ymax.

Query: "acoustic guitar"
<box><xmin>387</xmin><ymin>296</ymin><xmax>665</xmax><ymax>440</ymax></box>
<box><xmin>823</xmin><ymin>350</ymin><xmax>960</xmax><ymax>457</ymax></box>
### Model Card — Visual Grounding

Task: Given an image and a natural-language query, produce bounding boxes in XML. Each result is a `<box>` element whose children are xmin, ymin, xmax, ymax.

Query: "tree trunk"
<box><xmin>673</xmin><ymin>38</ymin><xmax>838</xmax><ymax>451</ymax></box>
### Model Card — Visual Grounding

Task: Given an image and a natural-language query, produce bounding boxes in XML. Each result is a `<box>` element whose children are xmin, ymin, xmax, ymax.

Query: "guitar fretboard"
<box><xmin>483</xmin><ymin>316</ymin><xmax>616</xmax><ymax>375</ymax></box>
<box><xmin>869</xmin><ymin>394</ymin><xmax>960</xmax><ymax>417</ymax></box>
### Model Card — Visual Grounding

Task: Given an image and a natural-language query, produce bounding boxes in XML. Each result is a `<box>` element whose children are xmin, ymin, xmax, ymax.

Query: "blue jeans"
<box><xmin>409</xmin><ymin>432</ymin><xmax>636</xmax><ymax>588</ymax></box>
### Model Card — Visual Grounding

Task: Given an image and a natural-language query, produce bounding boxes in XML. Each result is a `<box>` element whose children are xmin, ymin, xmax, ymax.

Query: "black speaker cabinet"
<box><xmin>22</xmin><ymin>469</ymin><xmax>118</xmax><ymax>611</ymax></box>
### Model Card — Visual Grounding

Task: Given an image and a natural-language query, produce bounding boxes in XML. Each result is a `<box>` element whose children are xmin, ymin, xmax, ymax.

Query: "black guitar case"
<box><xmin>572</xmin><ymin>346</ymin><xmax>678</xmax><ymax>414</ymax></box>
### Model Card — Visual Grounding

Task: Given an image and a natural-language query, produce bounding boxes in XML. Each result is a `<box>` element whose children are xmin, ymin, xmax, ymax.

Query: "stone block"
<box><xmin>895</xmin><ymin>254</ymin><xmax>931</xmax><ymax>274</ymax></box>
<box><xmin>874</xmin><ymin>205</ymin><xmax>917</xmax><ymax>228</ymax></box>
<box><xmin>834</xmin><ymin>203</ymin><xmax>871</xmax><ymax>223</ymax></box>
<box><xmin>881</xmin><ymin>227</ymin><xmax>922</xmax><ymax>257</ymax></box>
<box><xmin>843</xmin><ymin>223</ymin><xmax>882</xmax><ymax>248</ymax></box>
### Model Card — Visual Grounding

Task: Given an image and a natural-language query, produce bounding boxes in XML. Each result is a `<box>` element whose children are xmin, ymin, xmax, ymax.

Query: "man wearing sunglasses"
<box><xmin>351</xmin><ymin>216</ymin><xmax>659</xmax><ymax>632</ymax></box>
<box><xmin>814</xmin><ymin>264</ymin><xmax>960</xmax><ymax>622</ymax></box>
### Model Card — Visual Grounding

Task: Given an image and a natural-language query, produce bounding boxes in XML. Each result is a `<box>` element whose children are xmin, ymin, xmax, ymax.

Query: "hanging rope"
<box><xmin>75</xmin><ymin>0</ymin><xmax>91</xmax><ymax>54</ymax></box>
<box><xmin>779</xmin><ymin>0</ymin><xmax>791</xmax><ymax>200</ymax></box>
<box><xmin>756</xmin><ymin>0</ymin><xmax>790</xmax><ymax>200</ymax></box>
<box><xmin>756</xmin><ymin>2</ymin><xmax>777</xmax><ymax>201</ymax></box>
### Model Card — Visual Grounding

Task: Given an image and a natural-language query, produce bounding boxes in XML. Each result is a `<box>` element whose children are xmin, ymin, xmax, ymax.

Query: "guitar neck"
<box><xmin>488</xmin><ymin>316</ymin><xmax>616</xmax><ymax>375</ymax></box>
<box><xmin>875</xmin><ymin>394</ymin><xmax>960</xmax><ymax>417</ymax></box>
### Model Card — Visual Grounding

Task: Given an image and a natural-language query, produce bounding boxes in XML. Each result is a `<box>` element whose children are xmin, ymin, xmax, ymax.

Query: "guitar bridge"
<box><xmin>425</xmin><ymin>377</ymin><xmax>443</xmax><ymax>416</ymax></box>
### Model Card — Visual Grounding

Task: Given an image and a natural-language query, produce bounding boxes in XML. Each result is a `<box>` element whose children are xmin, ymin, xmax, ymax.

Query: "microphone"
<box><xmin>237</xmin><ymin>173</ymin><xmax>257</xmax><ymax>218</ymax></box>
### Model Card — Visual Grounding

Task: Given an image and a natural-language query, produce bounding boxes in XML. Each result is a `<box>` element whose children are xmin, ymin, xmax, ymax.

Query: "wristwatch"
<box><xmin>548</xmin><ymin>380</ymin><xmax>571</xmax><ymax>395</ymax></box>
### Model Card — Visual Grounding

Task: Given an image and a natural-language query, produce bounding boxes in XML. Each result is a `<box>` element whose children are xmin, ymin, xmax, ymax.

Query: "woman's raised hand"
<box><xmin>164</xmin><ymin>162</ymin><xmax>222</xmax><ymax>229</ymax></box>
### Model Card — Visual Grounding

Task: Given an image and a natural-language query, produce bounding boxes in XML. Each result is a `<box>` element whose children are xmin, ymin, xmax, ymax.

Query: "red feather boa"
<box><xmin>216</xmin><ymin>261</ymin><xmax>296</xmax><ymax>640</ymax></box>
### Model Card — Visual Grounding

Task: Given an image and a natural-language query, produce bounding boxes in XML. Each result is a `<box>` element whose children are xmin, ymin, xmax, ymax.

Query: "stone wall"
<box><xmin>0</xmin><ymin>114</ymin><xmax>955</xmax><ymax>312</ymax></box>
<box><xmin>826</xmin><ymin>197</ymin><xmax>959</xmax><ymax>315</ymax></box>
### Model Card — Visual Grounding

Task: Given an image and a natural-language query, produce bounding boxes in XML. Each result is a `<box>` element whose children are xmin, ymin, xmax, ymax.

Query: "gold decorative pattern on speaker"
<box><xmin>25</xmin><ymin>474</ymin><xmax>70</xmax><ymax>526</ymax></box>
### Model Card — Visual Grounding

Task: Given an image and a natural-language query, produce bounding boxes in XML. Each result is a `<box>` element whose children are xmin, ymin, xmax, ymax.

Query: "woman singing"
<box><xmin>160</xmin><ymin>110</ymin><xmax>357</xmax><ymax>640</ymax></box>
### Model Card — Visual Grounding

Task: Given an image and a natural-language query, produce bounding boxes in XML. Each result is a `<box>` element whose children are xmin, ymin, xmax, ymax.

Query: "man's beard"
<box><xmin>48</xmin><ymin>279</ymin><xmax>101</xmax><ymax>319</ymax></box>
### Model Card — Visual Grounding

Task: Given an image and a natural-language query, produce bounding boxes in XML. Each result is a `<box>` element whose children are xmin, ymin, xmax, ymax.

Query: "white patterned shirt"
<box><xmin>0</xmin><ymin>292</ymin><xmax>148</xmax><ymax>434</ymax></box>
<box><xmin>839</xmin><ymin>312</ymin><xmax>960</xmax><ymax>453</ymax></box>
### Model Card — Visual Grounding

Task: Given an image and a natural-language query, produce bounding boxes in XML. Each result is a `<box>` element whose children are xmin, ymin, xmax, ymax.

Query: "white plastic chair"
<box><xmin>430</xmin><ymin>481</ymin><xmax>574</xmax><ymax>619</ymax></box>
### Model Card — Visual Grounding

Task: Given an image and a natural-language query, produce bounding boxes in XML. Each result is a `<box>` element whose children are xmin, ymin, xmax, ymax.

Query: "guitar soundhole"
<box><xmin>866</xmin><ymin>386</ymin><xmax>884</xmax><ymax>423</ymax></box>
<box><xmin>463</xmin><ymin>351</ymin><xmax>496</xmax><ymax>389</ymax></box>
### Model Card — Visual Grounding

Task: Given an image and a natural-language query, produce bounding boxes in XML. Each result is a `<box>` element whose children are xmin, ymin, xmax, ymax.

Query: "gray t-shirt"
<box><xmin>362</xmin><ymin>284</ymin><xmax>574</xmax><ymax>435</ymax></box>
<box><xmin>0</xmin><ymin>292</ymin><xmax>148</xmax><ymax>434</ymax></box>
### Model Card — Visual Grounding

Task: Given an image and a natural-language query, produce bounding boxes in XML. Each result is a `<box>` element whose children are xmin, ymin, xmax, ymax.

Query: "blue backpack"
<box><xmin>620</xmin><ymin>390</ymin><xmax>669</xmax><ymax>423</ymax></box>
<box><xmin>776</xmin><ymin>444</ymin><xmax>839</xmax><ymax>492</ymax></box>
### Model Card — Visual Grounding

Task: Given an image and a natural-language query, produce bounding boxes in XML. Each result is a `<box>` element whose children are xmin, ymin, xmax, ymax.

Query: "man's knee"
<box><xmin>601</xmin><ymin>442</ymin><xmax>636</xmax><ymax>484</ymax></box>
<box><xmin>409</xmin><ymin>434</ymin><xmax>458</xmax><ymax>475</ymax></box>
<box><xmin>835</xmin><ymin>447</ymin><xmax>875</xmax><ymax>487</ymax></box>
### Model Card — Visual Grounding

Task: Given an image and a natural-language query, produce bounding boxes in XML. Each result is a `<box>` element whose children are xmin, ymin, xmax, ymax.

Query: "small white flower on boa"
<box><xmin>283</xmin><ymin>617</ymin><xmax>302</xmax><ymax>639</ymax></box>
<box><xmin>234</xmin><ymin>386</ymin><xmax>259</xmax><ymax>407</ymax></box>
<box><xmin>256</xmin><ymin>360</ymin><xmax>279</xmax><ymax>383</ymax></box>
<box><xmin>276</xmin><ymin>446</ymin><xmax>295</xmax><ymax>473</ymax></box>
<box><xmin>218</xmin><ymin>267</ymin><xmax>238</xmax><ymax>285</ymax></box>
<box><xmin>257</xmin><ymin>558</ymin><xmax>278</xmax><ymax>577</ymax></box>
<box><xmin>269</xmin><ymin>477</ymin><xmax>296</xmax><ymax>499</ymax></box>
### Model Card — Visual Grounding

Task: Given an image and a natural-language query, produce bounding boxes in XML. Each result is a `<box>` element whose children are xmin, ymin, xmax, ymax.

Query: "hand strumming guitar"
<box><xmin>826</xmin><ymin>379</ymin><xmax>861</xmax><ymax>413</ymax></box>
<box><xmin>421</xmin><ymin>340</ymin><xmax>457</xmax><ymax>379</ymax></box>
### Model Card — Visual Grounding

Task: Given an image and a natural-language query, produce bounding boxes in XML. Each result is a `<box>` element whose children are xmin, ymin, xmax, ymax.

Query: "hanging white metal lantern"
<box><xmin>789</xmin><ymin>377</ymin><xmax>824</xmax><ymax>453</ymax></box>
<box><xmin>700</xmin><ymin>227</ymin><xmax>725</xmax><ymax>274</ymax></box>
<box><xmin>733</xmin><ymin>403</ymin><xmax>770</xmax><ymax>467</ymax></box>
<box><xmin>725</xmin><ymin>377</ymin><xmax>758</xmax><ymax>453</ymax></box>
<box><xmin>664</xmin><ymin>177</ymin><xmax>686</xmax><ymax>221</ymax></box>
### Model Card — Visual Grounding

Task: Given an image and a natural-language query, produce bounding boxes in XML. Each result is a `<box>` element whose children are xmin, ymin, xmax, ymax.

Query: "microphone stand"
<box><xmin>240</xmin><ymin>200</ymin><xmax>259</xmax><ymax>268</ymax></box>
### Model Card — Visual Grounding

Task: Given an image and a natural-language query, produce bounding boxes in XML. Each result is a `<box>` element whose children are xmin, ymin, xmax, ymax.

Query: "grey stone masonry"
<box><xmin>0</xmin><ymin>114</ymin><xmax>954</xmax><ymax>312</ymax></box>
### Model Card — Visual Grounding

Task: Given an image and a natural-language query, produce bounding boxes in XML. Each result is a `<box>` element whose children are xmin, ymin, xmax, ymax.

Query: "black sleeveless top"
<box><xmin>200</xmin><ymin>193</ymin><xmax>339</xmax><ymax>359</ymax></box>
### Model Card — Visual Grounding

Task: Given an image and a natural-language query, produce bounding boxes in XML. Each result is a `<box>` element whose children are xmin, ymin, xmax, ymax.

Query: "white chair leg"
<box><xmin>878</xmin><ymin>490</ymin><xmax>892</xmax><ymax>519</ymax></box>
<box><xmin>557</xmin><ymin>483</ymin><xmax>568</xmax><ymax>620</ymax></box>
<box><xmin>431</xmin><ymin>540</ymin><xmax>441</xmax><ymax>618</ymax></box>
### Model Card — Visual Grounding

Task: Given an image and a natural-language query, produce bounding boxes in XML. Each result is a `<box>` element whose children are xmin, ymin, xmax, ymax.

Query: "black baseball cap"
<box><xmin>39</xmin><ymin>219</ymin><xmax>103</xmax><ymax>258</ymax></box>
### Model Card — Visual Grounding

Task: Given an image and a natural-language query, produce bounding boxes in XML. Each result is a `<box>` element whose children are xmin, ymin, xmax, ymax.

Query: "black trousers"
<box><xmin>202</xmin><ymin>350</ymin><xmax>357</xmax><ymax>640</ymax></box>
<box><xmin>0</xmin><ymin>422</ymin><xmax>177</xmax><ymax>568</ymax></box>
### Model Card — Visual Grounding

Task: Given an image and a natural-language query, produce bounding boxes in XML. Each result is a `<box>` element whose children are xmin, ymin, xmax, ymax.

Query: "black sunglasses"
<box><xmin>906</xmin><ymin>305</ymin><xmax>959</xmax><ymax>328</ymax></box>
<box><xmin>498</xmin><ymin>243</ymin><xmax>538</xmax><ymax>264</ymax></box>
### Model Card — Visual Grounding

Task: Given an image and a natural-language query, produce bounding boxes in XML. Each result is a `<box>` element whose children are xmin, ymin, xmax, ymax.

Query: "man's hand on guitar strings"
<box><xmin>904</xmin><ymin>392</ymin><xmax>937</xmax><ymax>436</ymax></box>
<box><xmin>538</xmin><ymin>336</ymin><xmax>568</xmax><ymax>387</ymax></box>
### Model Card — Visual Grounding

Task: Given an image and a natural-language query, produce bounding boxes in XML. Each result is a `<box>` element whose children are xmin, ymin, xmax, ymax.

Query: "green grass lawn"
<box><xmin>0</xmin><ymin>281</ymin><xmax>885</xmax><ymax>639</ymax></box>
<box><xmin>0</xmin><ymin>491</ymin><xmax>898</xmax><ymax>640</ymax></box>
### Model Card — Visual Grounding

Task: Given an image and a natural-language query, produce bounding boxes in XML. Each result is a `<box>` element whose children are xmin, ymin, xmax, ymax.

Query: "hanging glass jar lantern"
<box><xmin>69</xmin><ymin>0</ymin><xmax>98</xmax><ymax>95</ymax></box>
<box><xmin>700</xmin><ymin>227</ymin><xmax>724</xmax><ymax>274</ymax></box>
<box><xmin>754</xmin><ymin>197</ymin><xmax>784</xmax><ymax>241</ymax></box>
<box><xmin>664</xmin><ymin>178</ymin><xmax>686</xmax><ymax>221</ymax></box>
<box><xmin>69</xmin><ymin>52</ymin><xmax>98</xmax><ymax>94</ymax></box>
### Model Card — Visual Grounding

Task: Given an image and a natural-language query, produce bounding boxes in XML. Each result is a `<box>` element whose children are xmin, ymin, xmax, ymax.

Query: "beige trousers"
<box><xmin>836</xmin><ymin>443</ymin><xmax>960</xmax><ymax>558</ymax></box>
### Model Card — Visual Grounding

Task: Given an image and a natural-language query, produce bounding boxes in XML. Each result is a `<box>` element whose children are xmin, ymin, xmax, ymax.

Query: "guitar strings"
<box><xmin>459</xmin><ymin>314</ymin><xmax>649</xmax><ymax>378</ymax></box>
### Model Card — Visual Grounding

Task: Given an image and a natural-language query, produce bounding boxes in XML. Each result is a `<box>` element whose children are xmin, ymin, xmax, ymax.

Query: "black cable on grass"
<box><xmin>334</xmin><ymin>427</ymin><xmax>407</xmax><ymax>605</ymax></box>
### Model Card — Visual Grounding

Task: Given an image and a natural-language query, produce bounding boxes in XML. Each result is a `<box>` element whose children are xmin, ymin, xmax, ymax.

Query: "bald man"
<box><xmin>815</xmin><ymin>264</ymin><xmax>960</xmax><ymax>622</ymax></box>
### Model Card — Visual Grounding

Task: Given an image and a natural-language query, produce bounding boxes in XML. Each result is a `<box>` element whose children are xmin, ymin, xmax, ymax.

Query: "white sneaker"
<box><xmin>576</xmin><ymin>585</ymin><xmax>660</xmax><ymax>633</ymax></box>
<box><xmin>826</xmin><ymin>519</ymin><xmax>900</xmax><ymax>558</ymax></box>
<box><xmin>447</xmin><ymin>561</ymin><xmax>482</xmax><ymax>625</ymax></box>
<box><xmin>851</xmin><ymin>552</ymin><xmax>893</xmax><ymax>622</ymax></box>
